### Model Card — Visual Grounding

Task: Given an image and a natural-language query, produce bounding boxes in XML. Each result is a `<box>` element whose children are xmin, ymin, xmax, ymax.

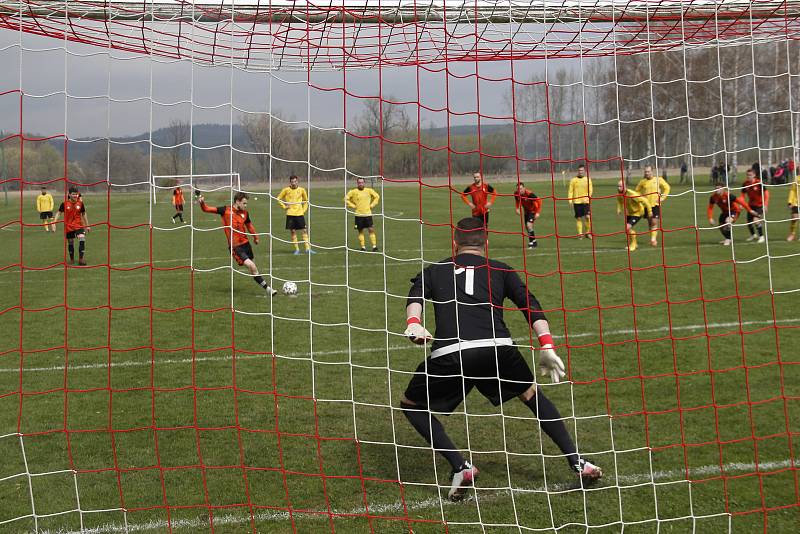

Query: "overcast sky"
<box><xmin>0</xmin><ymin>28</ymin><xmax>570</xmax><ymax>139</ymax></box>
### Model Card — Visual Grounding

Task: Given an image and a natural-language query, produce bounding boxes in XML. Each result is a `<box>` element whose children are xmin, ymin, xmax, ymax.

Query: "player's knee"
<box><xmin>78</xmin><ymin>235</ymin><xmax>85</xmax><ymax>242</ymax></box>
<box><xmin>518</xmin><ymin>385</ymin><xmax>537</xmax><ymax>402</ymax></box>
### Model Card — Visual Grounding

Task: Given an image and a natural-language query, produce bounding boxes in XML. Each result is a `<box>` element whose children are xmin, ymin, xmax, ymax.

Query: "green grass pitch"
<box><xmin>1</xmin><ymin>177</ymin><xmax>798</xmax><ymax>533</ymax></box>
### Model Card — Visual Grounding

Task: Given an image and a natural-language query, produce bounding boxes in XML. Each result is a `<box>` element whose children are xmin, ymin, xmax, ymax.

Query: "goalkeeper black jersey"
<box><xmin>407</xmin><ymin>253</ymin><xmax>547</xmax><ymax>358</ymax></box>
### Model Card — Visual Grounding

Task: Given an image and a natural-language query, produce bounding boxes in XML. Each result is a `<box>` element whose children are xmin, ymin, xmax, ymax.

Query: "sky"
<box><xmin>0</xmin><ymin>26</ymin><xmax>566</xmax><ymax>140</ymax></box>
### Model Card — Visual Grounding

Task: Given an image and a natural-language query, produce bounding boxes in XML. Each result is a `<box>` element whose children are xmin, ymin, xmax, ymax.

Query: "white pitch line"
<box><xmin>1</xmin><ymin>318</ymin><xmax>797</xmax><ymax>374</ymax></box>
<box><xmin>38</xmin><ymin>459</ymin><xmax>793</xmax><ymax>534</ymax></box>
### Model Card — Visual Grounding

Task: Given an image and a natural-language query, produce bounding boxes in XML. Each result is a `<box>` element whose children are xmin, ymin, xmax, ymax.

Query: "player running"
<box><xmin>53</xmin><ymin>186</ymin><xmax>89</xmax><ymax>265</ymax></box>
<box><xmin>277</xmin><ymin>175</ymin><xmax>314</xmax><ymax>254</ymax></box>
<box><xmin>513</xmin><ymin>182</ymin><xmax>542</xmax><ymax>249</ymax></box>
<box><xmin>461</xmin><ymin>172</ymin><xmax>496</xmax><ymax>226</ymax></box>
<box><xmin>634</xmin><ymin>165</ymin><xmax>671</xmax><ymax>247</ymax></box>
<box><xmin>740</xmin><ymin>168</ymin><xmax>769</xmax><ymax>243</ymax></box>
<box><xmin>787</xmin><ymin>173</ymin><xmax>799</xmax><ymax>241</ymax></box>
<box><xmin>171</xmin><ymin>186</ymin><xmax>185</xmax><ymax>224</ymax></box>
<box><xmin>198</xmin><ymin>192</ymin><xmax>277</xmax><ymax>296</ymax></box>
<box><xmin>567</xmin><ymin>164</ymin><xmax>592</xmax><ymax>239</ymax></box>
<box><xmin>36</xmin><ymin>186</ymin><xmax>55</xmax><ymax>232</ymax></box>
<box><xmin>344</xmin><ymin>177</ymin><xmax>381</xmax><ymax>252</ymax></box>
<box><xmin>617</xmin><ymin>180</ymin><xmax>651</xmax><ymax>252</ymax></box>
<box><xmin>401</xmin><ymin>217</ymin><xmax>602</xmax><ymax>502</ymax></box>
<box><xmin>708</xmin><ymin>186</ymin><xmax>756</xmax><ymax>246</ymax></box>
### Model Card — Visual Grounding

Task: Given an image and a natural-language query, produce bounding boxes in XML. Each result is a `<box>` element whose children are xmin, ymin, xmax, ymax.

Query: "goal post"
<box><xmin>150</xmin><ymin>173</ymin><xmax>242</xmax><ymax>204</ymax></box>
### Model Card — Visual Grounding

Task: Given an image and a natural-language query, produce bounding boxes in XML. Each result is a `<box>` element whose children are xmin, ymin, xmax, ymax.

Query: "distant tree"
<box><xmin>165</xmin><ymin>119</ymin><xmax>190</xmax><ymax>176</ymax></box>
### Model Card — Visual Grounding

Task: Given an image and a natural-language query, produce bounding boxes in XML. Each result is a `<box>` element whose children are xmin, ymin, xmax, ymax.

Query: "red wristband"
<box><xmin>407</xmin><ymin>316</ymin><xmax>421</xmax><ymax>325</ymax></box>
<box><xmin>537</xmin><ymin>333</ymin><xmax>554</xmax><ymax>347</ymax></box>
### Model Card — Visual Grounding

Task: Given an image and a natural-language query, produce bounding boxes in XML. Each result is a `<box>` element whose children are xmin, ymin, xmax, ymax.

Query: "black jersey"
<box><xmin>407</xmin><ymin>253</ymin><xmax>547</xmax><ymax>358</ymax></box>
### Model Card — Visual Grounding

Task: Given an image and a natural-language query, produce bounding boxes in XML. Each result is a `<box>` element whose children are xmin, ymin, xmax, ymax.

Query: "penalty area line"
<box><xmin>39</xmin><ymin>459</ymin><xmax>792</xmax><ymax>534</ymax></box>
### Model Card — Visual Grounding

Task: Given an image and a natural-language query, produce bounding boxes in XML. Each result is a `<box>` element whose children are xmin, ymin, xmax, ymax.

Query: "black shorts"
<box><xmin>626</xmin><ymin>216</ymin><xmax>642</xmax><ymax>227</ymax></box>
<box><xmin>650</xmin><ymin>205</ymin><xmax>661</xmax><ymax>218</ymax></box>
<box><xmin>354</xmin><ymin>216</ymin><xmax>374</xmax><ymax>230</ymax></box>
<box><xmin>403</xmin><ymin>345</ymin><xmax>534</xmax><ymax>414</ymax></box>
<box><xmin>65</xmin><ymin>228</ymin><xmax>85</xmax><ymax>240</ymax></box>
<box><xmin>472</xmin><ymin>212</ymin><xmax>489</xmax><ymax>226</ymax></box>
<box><xmin>231</xmin><ymin>243</ymin><xmax>254</xmax><ymax>266</ymax></box>
<box><xmin>285</xmin><ymin>215</ymin><xmax>307</xmax><ymax>230</ymax></box>
<box><xmin>573</xmin><ymin>204</ymin><xmax>590</xmax><ymax>218</ymax></box>
<box><xmin>174</xmin><ymin>204</ymin><xmax>184</xmax><ymax>212</ymax></box>
<box><xmin>523</xmin><ymin>210</ymin><xmax>537</xmax><ymax>224</ymax></box>
<box><xmin>39</xmin><ymin>211</ymin><xmax>53</xmax><ymax>220</ymax></box>
<box><xmin>747</xmin><ymin>206</ymin><xmax>764</xmax><ymax>222</ymax></box>
<box><xmin>791</xmin><ymin>206</ymin><xmax>798</xmax><ymax>215</ymax></box>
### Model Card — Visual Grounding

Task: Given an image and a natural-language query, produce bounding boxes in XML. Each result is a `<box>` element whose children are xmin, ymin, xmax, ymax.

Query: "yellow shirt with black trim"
<box><xmin>635</xmin><ymin>177</ymin><xmax>671</xmax><ymax>207</ymax></box>
<box><xmin>617</xmin><ymin>189</ymin><xmax>651</xmax><ymax>218</ymax></box>
<box><xmin>567</xmin><ymin>176</ymin><xmax>592</xmax><ymax>204</ymax></box>
<box><xmin>345</xmin><ymin>187</ymin><xmax>380</xmax><ymax>216</ymax></box>
<box><xmin>788</xmin><ymin>176</ymin><xmax>800</xmax><ymax>207</ymax></box>
<box><xmin>36</xmin><ymin>193</ymin><xmax>54</xmax><ymax>213</ymax></box>
<box><xmin>277</xmin><ymin>186</ymin><xmax>308</xmax><ymax>216</ymax></box>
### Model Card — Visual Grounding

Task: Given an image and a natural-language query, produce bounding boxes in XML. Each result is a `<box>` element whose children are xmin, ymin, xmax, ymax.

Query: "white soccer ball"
<box><xmin>282</xmin><ymin>281</ymin><xmax>298</xmax><ymax>296</ymax></box>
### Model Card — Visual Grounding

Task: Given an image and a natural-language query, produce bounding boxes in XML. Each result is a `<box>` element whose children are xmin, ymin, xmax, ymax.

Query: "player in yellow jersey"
<box><xmin>567</xmin><ymin>164</ymin><xmax>592</xmax><ymax>239</ymax></box>
<box><xmin>277</xmin><ymin>175</ymin><xmax>314</xmax><ymax>255</ymax></box>
<box><xmin>617</xmin><ymin>180</ymin><xmax>652</xmax><ymax>252</ymax></box>
<box><xmin>788</xmin><ymin>173</ymin><xmax>799</xmax><ymax>241</ymax></box>
<box><xmin>36</xmin><ymin>186</ymin><xmax>55</xmax><ymax>232</ymax></box>
<box><xmin>634</xmin><ymin>165</ymin><xmax>671</xmax><ymax>247</ymax></box>
<box><xmin>345</xmin><ymin>177</ymin><xmax>381</xmax><ymax>251</ymax></box>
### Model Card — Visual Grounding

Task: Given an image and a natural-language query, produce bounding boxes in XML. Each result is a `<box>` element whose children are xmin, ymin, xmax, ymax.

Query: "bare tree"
<box><xmin>241</xmin><ymin>113</ymin><xmax>297</xmax><ymax>181</ymax></box>
<box><xmin>165</xmin><ymin>118</ymin><xmax>190</xmax><ymax>176</ymax></box>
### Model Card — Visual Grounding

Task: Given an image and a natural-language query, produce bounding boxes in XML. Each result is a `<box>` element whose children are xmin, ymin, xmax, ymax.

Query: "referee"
<box><xmin>401</xmin><ymin>217</ymin><xmax>602</xmax><ymax>501</ymax></box>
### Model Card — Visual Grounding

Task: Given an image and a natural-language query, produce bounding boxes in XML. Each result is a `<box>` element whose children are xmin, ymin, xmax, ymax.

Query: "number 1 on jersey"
<box><xmin>455</xmin><ymin>266</ymin><xmax>475</xmax><ymax>295</ymax></box>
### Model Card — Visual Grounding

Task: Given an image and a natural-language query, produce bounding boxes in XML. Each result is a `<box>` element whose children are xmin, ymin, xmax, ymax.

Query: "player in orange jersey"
<box><xmin>708</xmin><ymin>186</ymin><xmax>756</xmax><ymax>246</ymax></box>
<box><xmin>514</xmin><ymin>182</ymin><xmax>542</xmax><ymax>249</ymax></box>
<box><xmin>53</xmin><ymin>186</ymin><xmax>90</xmax><ymax>265</ymax></box>
<box><xmin>740</xmin><ymin>168</ymin><xmax>770</xmax><ymax>243</ymax></box>
<box><xmin>198</xmin><ymin>191</ymin><xmax>277</xmax><ymax>296</ymax></box>
<box><xmin>171</xmin><ymin>187</ymin><xmax>185</xmax><ymax>224</ymax></box>
<box><xmin>461</xmin><ymin>172</ymin><xmax>496</xmax><ymax>226</ymax></box>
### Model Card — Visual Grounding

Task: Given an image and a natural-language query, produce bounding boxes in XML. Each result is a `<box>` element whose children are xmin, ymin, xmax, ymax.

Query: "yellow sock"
<box><xmin>369</xmin><ymin>233</ymin><xmax>377</xmax><ymax>248</ymax></box>
<box><xmin>790</xmin><ymin>220</ymin><xmax>797</xmax><ymax>234</ymax></box>
<box><xmin>302</xmin><ymin>231</ymin><xmax>310</xmax><ymax>250</ymax></box>
<box><xmin>358</xmin><ymin>233</ymin><xmax>366</xmax><ymax>248</ymax></box>
<box><xmin>292</xmin><ymin>235</ymin><xmax>299</xmax><ymax>251</ymax></box>
<box><xmin>650</xmin><ymin>229</ymin><xmax>657</xmax><ymax>242</ymax></box>
<box><xmin>628</xmin><ymin>232</ymin><xmax>638</xmax><ymax>251</ymax></box>
<box><xmin>584</xmin><ymin>218</ymin><xmax>591</xmax><ymax>234</ymax></box>
<box><xmin>576</xmin><ymin>219</ymin><xmax>583</xmax><ymax>235</ymax></box>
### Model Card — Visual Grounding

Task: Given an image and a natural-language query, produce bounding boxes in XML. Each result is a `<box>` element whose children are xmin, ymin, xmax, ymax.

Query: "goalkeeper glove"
<box><xmin>537</xmin><ymin>333</ymin><xmax>566</xmax><ymax>383</ymax></box>
<box><xmin>404</xmin><ymin>317</ymin><xmax>432</xmax><ymax>345</ymax></box>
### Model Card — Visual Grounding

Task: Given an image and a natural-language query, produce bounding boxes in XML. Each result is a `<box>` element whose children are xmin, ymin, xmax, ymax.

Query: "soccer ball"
<box><xmin>282</xmin><ymin>281</ymin><xmax>298</xmax><ymax>296</ymax></box>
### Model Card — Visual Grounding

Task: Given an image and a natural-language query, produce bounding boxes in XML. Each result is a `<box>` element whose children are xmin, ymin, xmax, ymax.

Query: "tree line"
<box><xmin>2</xmin><ymin>40</ymin><xmax>798</xmax><ymax>190</ymax></box>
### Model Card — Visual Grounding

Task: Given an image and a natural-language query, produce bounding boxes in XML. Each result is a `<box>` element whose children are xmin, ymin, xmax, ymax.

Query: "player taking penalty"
<box><xmin>513</xmin><ymin>182</ymin><xmax>542</xmax><ymax>249</ymax></box>
<box><xmin>401</xmin><ymin>217</ymin><xmax>602</xmax><ymax>502</ymax></box>
<box><xmin>344</xmin><ymin>177</ymin><xmax>380</xmax><ymax>251</ymax></box>
<box><xmin>53</xmin><ymin>186</ymin><xmax>89</xmax><ymax>265</ymax></box>
<box><xmin>198</xmin><ymin>192</ymin><xmax>277</xmax><ymax>297</ymax></box>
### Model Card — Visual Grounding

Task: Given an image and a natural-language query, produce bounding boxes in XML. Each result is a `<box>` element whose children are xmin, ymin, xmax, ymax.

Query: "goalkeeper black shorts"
<box><xmin>404</xmin><ymin>345</ymin><xmax>534</xmax><ymax>414</ymax></box>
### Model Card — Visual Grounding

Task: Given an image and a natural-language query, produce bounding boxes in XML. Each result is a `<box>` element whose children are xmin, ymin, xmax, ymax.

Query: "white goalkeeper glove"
<box><xmin>538</xmin><ymin>345</ymin><xmax>566</xmax><ymax>383</ymax></box>
<box><xmin>404</xmin><ymin>318</ymin><xmax>432</xmax><ymax>345</ymax></box>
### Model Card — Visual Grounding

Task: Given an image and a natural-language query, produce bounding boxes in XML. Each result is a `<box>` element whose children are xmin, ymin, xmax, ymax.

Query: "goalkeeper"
<box><xmin>400</xmin><ymin>217</ymin><xmax>602</xmax><ymax>503</ymax></box>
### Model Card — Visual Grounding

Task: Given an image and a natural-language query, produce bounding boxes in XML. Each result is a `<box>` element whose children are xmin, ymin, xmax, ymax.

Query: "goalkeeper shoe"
<box><xmin>448</xmin><ymin>462</ymin><xmax>479</xmax><ymax>502</ymax></box>
<box><xmin>573</xmin><ymin>459</ymin><xmax>603</xmax><ymax>483</ymax></box>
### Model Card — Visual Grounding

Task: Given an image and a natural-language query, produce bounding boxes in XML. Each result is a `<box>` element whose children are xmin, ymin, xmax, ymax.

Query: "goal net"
<box><xmin>1</xmin><ymin>1</ymin><xmax>798</xmax><ymax>532</ymax></box>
